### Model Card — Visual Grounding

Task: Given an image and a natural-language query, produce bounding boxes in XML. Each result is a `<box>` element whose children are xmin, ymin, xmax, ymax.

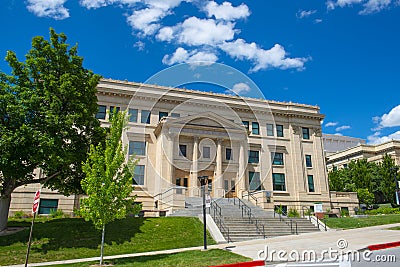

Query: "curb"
<box><xmin>209</xmin><ymin>260</ymin><xmax>265</xmax><ymax>267</ymax></box>
<box><xmin>367</xmin><ymin>240</ymin><xmax>400</xmax><ymax>251</ymax></box>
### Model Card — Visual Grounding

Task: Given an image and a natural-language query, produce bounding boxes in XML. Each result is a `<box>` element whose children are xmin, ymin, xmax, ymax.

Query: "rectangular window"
<box><xmin>203</xmin><ymin>146</ymin><xmax>210</xmax><ymax>158</ymax></box>
<box><xmin>267</xmin><ymin>124</ymin><xmax>274</xmax><ymax>136</ymax></box>
<box><xmin>171</xmin><ymin>113</ymin><xmax>180</xmax><ymax>118</ymax></box>
<box><xmin>128</xmin><ymin>108</ymin><xmax>138</xmax><ymax>123</ymax></box>
<box><xmin>224</xmin><ymin>180</ymin><xmax>229</xmax><ymax>191</ymax></box>
<box><xmin>159</xmin><ymin>111</ymin><xmax>168</xmax><ymax>121</ymax></box>
<box><xmin>96</xmin><ymin>105</ymin><xmax>106</xmax><ymax>120</ymax></box>
<box><xmin>129</xmin><ymin>141</ymin><xmax>146</xmax><ymax>156</ymax></box>
<box><xmin>109</xmin><ymin>106</ymin><xmax>120</xmax><ymax>119</ymax></box>
<box><xmin>141</xmin><ymin>110</ymin><xmax>151</xmax><ymax>124</ymax></box>
<box><xmin>273</xmin><ymin>173</ymin><xmax>286</xmax><ymax>191</ymax></box>
<box><xmin>133</xmin><ymin>165</ymin><xmax>145</xmax><ymax>185</ymax></box>
<box><xmin>252</xmin><ymin>122</ymin><xmax>260</xmax><ymax>135</ymax></box>
<box><xmin>305</xmin><ymin>155</ymin><xmax>312</xmax><ymax>167</ymax></box>
<box><xmin>276</xmin><ymin>125</ymin><xmax>284</xmax><ymax>137</ymax></box>
<box><xmin>183</xmin><ymin>178</ymin><xmax>188</xmax><ymax>187</ymax></box>
<box><xmin>272</xmin><ymin>152</ymin><xmax>284</xmax><ymax>165</ymax></box>
<box><xmin>248</xmin><ymin>150</ymin><xmax>259</xmax><ymax>164</ymax></box>
<box><xmin>179</xmin><ymin>144</ymin><xmax>187</xmax><ymax>157</ymax></box>
<box><xmin>242</xmin><ymin>121</ymin><xmax>249</xmax><ymax>130</ymax></box>
<box><xmin>302</xmin><ymin>127</ymin><xmax>310</xmax><ymax>139</ymax></box>
<box><xmin>308</xmin><ymin>175</ymin><xmax>315</xmax><ymax>192</ymax></box>
<box><xmin>226</xmin><ymin>148</ymin><xmax>232</xmax><ymax>160</ymax></box>
<box><xmin>249</xmin><ymin>172</ymin><xmax>261</xmax><ymax>191</ymax></box>
<box><xmin>38</xmin><ymin>199</ymin><xmax>58</xmax><ymax>214</ymax></box>
<box><xmin>175</xmin><ymin>177</ymin><xmax>181</xmax><ymax>186</ymax></box>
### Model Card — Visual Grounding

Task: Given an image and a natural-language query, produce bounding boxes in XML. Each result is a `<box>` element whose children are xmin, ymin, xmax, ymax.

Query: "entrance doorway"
<box><xmin>224</xmin><ymin>179</ymin><xmax>236</xmax><ymax>198</ymax></box>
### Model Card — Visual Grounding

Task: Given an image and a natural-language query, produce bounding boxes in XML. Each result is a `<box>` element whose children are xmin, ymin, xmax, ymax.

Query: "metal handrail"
<box><xmin>210</xmin><ymin>201</ymin><xmax>232</xmax><ymax>242</ymax></box>
<box><xmin>273</xmin><ymin>209</ymin><xmax>298</xmax><ymax>235</ymax></box>
<box><xmin>301</xmin><ymin>206</ymin><xmax>327</xmax><ymax>231</ymax></box>
<box><xmin>231</xmin><ymin>197</ymin><xmax>266</xmax><ymax>238</ymax></box>
<box><xmin>242</xmin><ymin>190</ymin><xmax>259</xmax><ymax>206</ymax></box>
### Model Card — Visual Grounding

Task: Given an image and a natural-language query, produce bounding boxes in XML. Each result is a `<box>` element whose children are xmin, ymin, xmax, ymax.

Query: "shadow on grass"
<box><xmin>1</xmin><ymin>217</ymin><xmax>146</xmax><ymax>253</ymax></box>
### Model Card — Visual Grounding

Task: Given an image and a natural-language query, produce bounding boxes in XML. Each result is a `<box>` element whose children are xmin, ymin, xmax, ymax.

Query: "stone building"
<box><xmin>9</xmin><ymin>79</ymin><xmax>359</xmax><ymax>216</ymax></box>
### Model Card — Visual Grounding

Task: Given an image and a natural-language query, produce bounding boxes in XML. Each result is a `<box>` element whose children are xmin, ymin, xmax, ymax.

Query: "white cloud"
<box><xmin>177</xmin><ymin>17</ymin><xmax>236</xmax><ymax>46</ymax></box>
<box><xmin>325</xmin><ymin>122</ymin><xmax>338</xmax><ymax>127</ymax></box>
<box><xmin>334</xmin><ymin>133</ymin><xmax>344</xmax><ymax>136</ymax></box>
<box><xmin>26</xmin><ymin>0</ymin><xmax>69</xmax><ymax>20</ymax></box>
<box><xmin>162</xmin><ymin>47</ymin><xmax>217</xmax><ymax>66</ymax></box>
<box><xmin>127</xmin><ymin>7</ymin><xmax>166</xmax><ymax>36</ymax></box>
<box><xmin>204</xmin><ymin>1</ymin><xmax>250</xmax><ymax>21</ymax></box>
<box><xmin>156</xmin><ymin>26</ymin><xmax>174</xmax><ymax>41</ymax></box>
<box><xmin>314</xmin><ymin>18</ymin><xmax>323</xmax><ymax>23</ymax></box>
<box><xmin>296</xmin><ymin>9</ymin><xmax>317</xmax><ymax>19</ymax></box>
<box><xmin>367</xmin><ymin>130</ymin><xmax>400</xmax><ymax>144</ymax></box>
<box><xmin>228</xmin><ymin>83</ymin><xmax>251</xmax><ymax>95</ymax></box>
<box><xmin>336</xmin><ymin>125</ymin><xmax>351</xmax><ymax>131</ymax></box>
<box><xmin>219</xmin><ymin>39</ymin><xmax>308</xmax><ymax>72</ymax></box>
<box><xmin>360</xmin><ymin>0</ymin><xmax>391</xmax><ymax>14</ymax></box>
<box><xmin>375</xmin><ymin>105</ymin><xmax>400</xmax><ymax>128</ymax></box>
<box><xmin>326</xmin><ymin>0</ymin><xmax>394</xmax><ymax>14</ymax></box>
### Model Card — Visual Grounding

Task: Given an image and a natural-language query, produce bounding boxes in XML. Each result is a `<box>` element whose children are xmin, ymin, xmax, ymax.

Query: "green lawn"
<box><xmin>59</xmin><ymin>249</ymin><xmax>251</xmax><ymax>267</ymax></box>
<box><xmin>324</xmin><ymin>214</ymin><xmax>400</xmax><ymax>229</ymax></box>
<box><xmin>0</xmin><ymin>217</ymin><xmax>216</xmax><ymax>266</ymax></box>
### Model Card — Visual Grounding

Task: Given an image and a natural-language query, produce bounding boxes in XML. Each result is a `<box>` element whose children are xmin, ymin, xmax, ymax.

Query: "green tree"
<box><xmin>78</xmin><ymin>109</ymin><xmax>141</xmax><ymax>266</ymax></box>
<box><xmin>376</xmin><ymin>154</ymin><xmax>399</xmax><ymax>206</ymax></box>
<box><xmin>356</xmin><ymin>188</ymin><xmax>375</xmax><ymax>206</ymax></box>
<box><xmin>0</xmin><ymin>29</ymin><xmax>104</xmax><ymax>231</ymax></box>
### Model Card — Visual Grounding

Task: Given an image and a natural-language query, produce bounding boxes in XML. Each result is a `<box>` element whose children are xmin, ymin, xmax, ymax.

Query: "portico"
<box><xmin>154</xmin><ymin>112</ymin><xmax>249</xmax><ymax>198</ymax></box>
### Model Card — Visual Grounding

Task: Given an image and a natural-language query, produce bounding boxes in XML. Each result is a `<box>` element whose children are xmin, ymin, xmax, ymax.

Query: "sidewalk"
<box><xmin>228</xmin><ymin>223</ymin><xmax>400</xmax><ymax>260</ymax></box>
<box><xmin>7</xmin><ymin>223</ymin><xmax>400</xmax><ymax>267</ymax></box>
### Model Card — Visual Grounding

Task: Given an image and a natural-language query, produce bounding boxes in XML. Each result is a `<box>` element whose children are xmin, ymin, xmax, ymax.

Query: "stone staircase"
<box><xmin>170</xmin><ymin>197</ymin><xmax>320</xmax><ymax>242</ymax></box>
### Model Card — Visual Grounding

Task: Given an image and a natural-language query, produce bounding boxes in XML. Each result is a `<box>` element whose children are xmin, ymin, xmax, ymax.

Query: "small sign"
<box><xmin>32</xmin><ymin>190</ymin><xmax>41</xmax><ymax>214</ymax></box>
<box><xmin>314</xmin><ymin>203</ymin><xmax>323</xmax><ymax>213</ymax></box>
<box><xmin>396</xmin><ymin>189</ymin><xmax>400</xmax><ymax>206</ymax></box>
<box><xmin>205</xmin><ymin>193</ymin><xmax>211</xmax><ymax>208</ymax></box>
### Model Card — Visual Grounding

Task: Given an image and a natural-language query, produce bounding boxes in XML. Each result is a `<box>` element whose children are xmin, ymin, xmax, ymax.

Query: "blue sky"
<box><xmin>1</xmin><ymin>0</ymin><xmax>400</xmax><ymax>144</ymax></box>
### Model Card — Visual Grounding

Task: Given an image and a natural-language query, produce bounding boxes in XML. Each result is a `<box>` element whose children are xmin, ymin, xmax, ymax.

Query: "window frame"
<box><xmin>226</xmin><ymin>148</ymin><xmax>232</xmax><ymax>161</ymax></box>
<box><xmin>302</xmin><ymin>127</ymin><xmax>310</xmax><ymax>139</ymax></box>
<box><xmin>272</xmin><ymin>152</ymin><xmax>284</xmax><ymax>165</ymax></box>
<box><xmin>38</xmin><ymin>199</ymin><xmax>59</xmax><ymax>215</ymax></box>
<box><xmin>128</xmin><ymin>108</ymin><xmax>138</xmax><ymax>123</ymax></box>
<box><xmin>129</xmin><ymin>141</ymin><xmax>146</xmax><ymax>156</ymax></box>
<box><xmin>267</xmin><ymin>123</ymin><xmax>274</xmax><ymax>136</ymax></box>
<box><xmin>248</xmin><ymin>150</ymin><xmax>259</xmax><ymax>164</ymax></box>
<box><xmin>308</xmin><ymin>175</ymin><xmax>315</xmax><ymax>192</ymax></box>
<box><xmin>179</xmin><ymin>144</ymin><xmax>187</xmax><ymax>157</ymax></box>
<box><xmin>96</xmin><ymin>105</ymin><xmax>107</xmax><ymax>120</ymax></box>
<box><xmin>276</xmin><ymin>124</ymin><xmax>284</xmax><ymax>137</ymax></box>
<box><xmin>159</xmin><ymin>111</ymin><xmax>168</xmax><ymax>121</ymax></box>
<box><xmin>272</xmin><ymin>173</ymin><xmax>286</xmax><ymax>191</ymax></box>
<box><xmin>141</xmin><ymin>110</ymin><xmax>151</xmax><ymax>124</ymax></box>
<box><xmin>305</xmin><ymin>155</ymin><xmax>313</xmax><ymax>168</ymax></box>
<box><xmin>242</xmin><ymin>121</ymin><xmax>249</xmax><ymax>130</ymax></box>
<box><xmin>252</xmin><ymin>122</ymin><xmax>260</xmax><ymax>135</ymax></box>
<box><xmin>249</xmin><ymin>171</ymin><xmax>261</xmax><ymax>191</ymax></box>
<box><xmin>133</xmin><ymin>165</ymin><xmax>145</xmax><ymax>185</ymax></box>
<box><xmin>203</xmin><ymin>146</ymin><xmax>211</xmax><ymax>159</ymax></box>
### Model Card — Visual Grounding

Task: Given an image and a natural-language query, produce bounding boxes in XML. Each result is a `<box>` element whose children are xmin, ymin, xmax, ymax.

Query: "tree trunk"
<box><xmin>0</xmin><ymin>195</ymin><xmax>11</xmax><ymax>232</ymax></box>
<box><xmin>100</xmin><ymin>224</ymin><xmax>105</xmax><ymax>266</ymax></box>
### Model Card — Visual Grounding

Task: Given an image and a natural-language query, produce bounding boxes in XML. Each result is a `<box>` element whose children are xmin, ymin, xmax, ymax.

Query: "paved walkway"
<box><xmin>7</xmin><ymin>223</ymin><xmax>400</xmax><ymax>267</ymax></box>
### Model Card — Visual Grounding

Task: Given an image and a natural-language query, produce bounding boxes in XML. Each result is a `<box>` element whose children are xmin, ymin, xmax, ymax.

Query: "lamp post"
<box><xmin>198</xmin><ymin>175</ymin><xmax>208</xmax><ymax>250</ymax></box>
<box><xmin>391</xmin><ymin>167</ymin><xmax>400</xmax><ymax>205</ymax></box>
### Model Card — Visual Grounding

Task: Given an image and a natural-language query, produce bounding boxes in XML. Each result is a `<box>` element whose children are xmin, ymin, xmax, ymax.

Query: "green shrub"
<box><xmin>288</xmin><ymin>208</ymin><xmax>300</xmax><ymax>218</ymax></box>
<box><xmin>13</xmin><ymin>210</ymin><xmax>30</xmax><ymax>219</ymax></box>
<box><xmin>275</xmin><ymin>205</ymin><xmax>283</xmax><ymax>215</ymax></box>
<box><xmin>365</xmin><ymin>206</ymin><xmax>400</xmax><ymax>215</ymax></box>
<box><xmin>340</xmin><ymin>209</ymin><xmax>350</xmax><ymax>217</ymax></box>
<box><xmin>49</xmin><ymin>209</ymin><xmax>67</xmax><ymax>218</ymax></box>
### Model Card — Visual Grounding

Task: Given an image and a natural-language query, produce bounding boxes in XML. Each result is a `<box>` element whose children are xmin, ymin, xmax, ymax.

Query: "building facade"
<box><xmin>322</xmin><ymin>134</ymin><xmax>365</xmax><ymax>156</ymax></box>
<box><xmin>9</xmin><ymin>79</ymin><xmax>358</xmax><ymax>216</ymax></box>
<box><xmin>326</xmin><ymin>140</ymin><xmax>400</xmax><ymax>171</ymax></box>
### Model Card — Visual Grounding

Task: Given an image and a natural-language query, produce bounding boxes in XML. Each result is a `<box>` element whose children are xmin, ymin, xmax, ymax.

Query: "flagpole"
<box><xmin>25</xmin><ymin>212</ymin><xmax>36</xmax><ymax>267</ymax></box>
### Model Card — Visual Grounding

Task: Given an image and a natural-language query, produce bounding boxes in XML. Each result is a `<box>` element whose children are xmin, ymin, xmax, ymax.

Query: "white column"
<box><xmin>213</xmin><ymin>139</ymin><xmax>224</xmax><ymax>198</ymax></box>
<box><xmin>237</xmin><ymin>141</ymin><xmax>247</xmax><ymax>198</ymax></box>
<box><xmin>189</xmin><ymin>137</ymin><xmax>199</xmax><ymax>197</ymax></box>
<box><xmin>166</xmin><ymin>133</ymin><xmax>175</xmax><ymax>185</ymax></box>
